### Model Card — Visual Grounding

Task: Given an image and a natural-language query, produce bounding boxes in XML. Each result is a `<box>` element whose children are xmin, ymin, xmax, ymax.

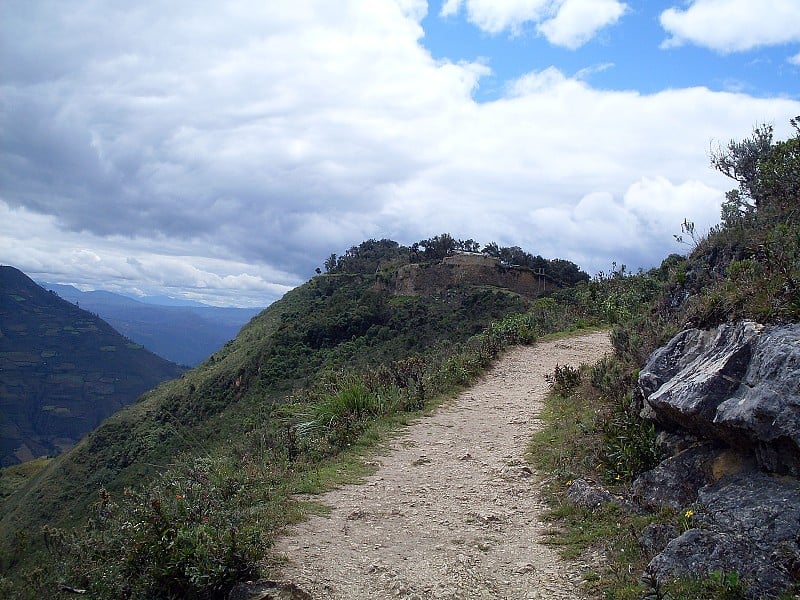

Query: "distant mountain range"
<box><xmin>41</xmin><ymin>283</ymin><xmax>262</xmax><ymax>366</ymax></box>
<box><xmin>0</xmin><ymin>266</ymin><xmax>186</xmax><ymax>466</ymax></box>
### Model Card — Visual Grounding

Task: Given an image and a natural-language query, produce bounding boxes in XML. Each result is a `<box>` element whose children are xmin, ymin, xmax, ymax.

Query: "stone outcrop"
<box><xmin>644</xmin><ymin>471</ymin><xmax>800</xmax><ymax>598</ymax></box>
<box><xmin>639</xmin><ymin>321</ymin><xmax>800</xmax><ymax>476</ymax></box>
<box><xmin>567</xmin><ymin>478</ymin><xmax>619</xmax><ymax>509</ymax></box>
<box><xmin>378</xmin><ymin>259</ymin><xmax>557</xmax><ymax>298</ymax></box>
<box><xmin>631</xmin><ymin>444</ymin><xmax>722</xmax><ymax>511</ymax></box>
<box><xmin>632</xmin><ymin>321</ymin><xmax>800</xmax><ymax>597</ymax></box>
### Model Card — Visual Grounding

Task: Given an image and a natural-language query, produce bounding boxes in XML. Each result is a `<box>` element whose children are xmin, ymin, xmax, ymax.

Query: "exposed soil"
<box><xmin>272</xmin><ymin>331</ymin><xmax>612</xmax><ymax>599</ymax></box>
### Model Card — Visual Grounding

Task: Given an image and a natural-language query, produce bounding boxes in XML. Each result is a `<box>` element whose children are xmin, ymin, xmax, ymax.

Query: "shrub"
<box><xmin>46</xmin><ymin>456</ymin><xmax>270</xmax><ymax>599</ymax></box>
<box><xmin>547</xmin><ymin>364</ymin><xmax>582</xmax><ymax>396</ymax></box>
<box><xmin>601</xmin><ymin>394</ymin><xmax>660</xmax><ymax>483</ymax></box>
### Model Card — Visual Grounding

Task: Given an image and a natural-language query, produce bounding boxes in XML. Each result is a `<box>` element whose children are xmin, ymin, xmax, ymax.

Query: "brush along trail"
<box><xmin>272</xmin><ymin>330</ymin><xmax>611</xmax><ymax>600</ymax></box>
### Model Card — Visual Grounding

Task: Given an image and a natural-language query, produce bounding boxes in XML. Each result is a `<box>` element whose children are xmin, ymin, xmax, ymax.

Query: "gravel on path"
<box><xmin>272</xmin><ymin>331</ymin><xmax>612</xmax><ymax>600</ymax></box>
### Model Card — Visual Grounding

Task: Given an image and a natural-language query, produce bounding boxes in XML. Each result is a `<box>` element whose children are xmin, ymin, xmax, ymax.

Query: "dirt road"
<box><xmin>273</xmin><ymin>331</ymin><xmax>611</xmax><ymax>599</ymax></box>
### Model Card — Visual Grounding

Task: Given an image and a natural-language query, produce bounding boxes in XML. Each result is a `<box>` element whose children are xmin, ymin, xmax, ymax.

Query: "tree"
<box><xmin>758</xmin><ymin>117</ymin><xmax>800</xmax><ymax>214</ymax></box>
<box><xmin>457</xmin><ymin>238</ymin><xmax>481</xmax><ymax>253</ymax></box>
<box><xmin>712</xmin><ymin>118</ymin><xmax>800</xmax><ymax>226</ymax></box>
<box><xmin>324</xmin><ymin>253</ymin><xmax>337</xmax><ymax>273</ymax></box>
<box><xmin>482</xmin><ymin>242</ymin><xmax>500</xmax><ymax>258</ymax></box>
<box><xmin>416</xmin><ymin>233</ymin><xmax>457</xmax><ymax>261</ymax></box>
<box><xmin>711</xmin><ymin>123</ymin><xmax>773</xmax><ymax>208</ymax></box>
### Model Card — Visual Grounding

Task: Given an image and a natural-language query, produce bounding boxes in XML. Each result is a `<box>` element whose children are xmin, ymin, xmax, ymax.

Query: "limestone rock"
<box><xmin>631</xmin><ymin>444</ymin><xmax>719</xmax><ymax>511</ymax></box>
<box><xmin>638</xmin><ymin>523</ymin><xmax>679</xmax><ymax>559</ymax></box>
<box><xmin>645</xmin><ymin>471</ymin><xmax>800</xmax><ymax>598</ymax></box>
<box><xmin>714</xmin><ymin>324</ymin><xmax>800</xmax><ymax>475</ymax></box>
<box><xmin>639</xmin><ymin>321</ymin><xmax>800</xmax><ymax>475</ymax></box>
<box><xmin>639</xmin><ymin>321</ymin><xmax>760</xmax><ymax>428</ymax></box>
<box><xmin>645</xmin><ymin>529</ymin><xmax>754</xmax><ymax>587</ymax></box>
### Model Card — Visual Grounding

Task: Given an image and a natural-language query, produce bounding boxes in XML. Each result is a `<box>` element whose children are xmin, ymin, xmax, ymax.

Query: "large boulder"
<box><xmin>639</xmin><ymin>321</ymin><xmax>800</xmax><ymax>475</ymax></box>
<box><xmin>714</xmin><ymin>324</ymin><xmax>800</xmax><ymax>474</ymax></box>
<box><xmin>645</xmin><ymin>471</ymin><xmax>800</xmax><ymax>598</ymax></box>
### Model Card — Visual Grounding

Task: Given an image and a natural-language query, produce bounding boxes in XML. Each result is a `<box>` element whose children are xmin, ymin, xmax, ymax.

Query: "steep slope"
<box><xmin>42</xmin><ymin>284</ymin><xmax>260</xmax><ymax>366</ymax></box>
<box><xmin>0</xmin><ymin>266</ymin><xmax>185</xmax><ymax>466</ymax></box>
<box><xmin>0</xmin><ymin>239</ymin><xmax>596</xmax><ymax>598</ymax></box>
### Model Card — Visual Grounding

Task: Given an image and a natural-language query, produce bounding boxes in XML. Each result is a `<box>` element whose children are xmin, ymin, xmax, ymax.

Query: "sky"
<box><xmin>1</xmin><ymin>0</ymin><xmax>799</xmax><ymax>307</ymax></box>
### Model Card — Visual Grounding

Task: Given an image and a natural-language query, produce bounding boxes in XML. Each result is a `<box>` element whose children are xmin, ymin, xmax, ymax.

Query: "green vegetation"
<box><xmin>2</xmin><ymin>119</ymin><xmax>796</xmax><ymax>598</ymax></box>
<box><xmin>0</xmin><ymin>459</ymin><xmax>51</xmax><ymax>501</ymax></box>
<box><xmin>0</xmin><ymin>267</ymin><xmax>185</xmax><ymax>467</ymax></box>
<box><xmin>528</xmin><ymin>119</ymin><xmax>800</xmax><ymax>598</ymax></box>
<box><xmin>0</xmin><ymin>236</ymin><xmax>596</xmax><ymax>598</ymax></box>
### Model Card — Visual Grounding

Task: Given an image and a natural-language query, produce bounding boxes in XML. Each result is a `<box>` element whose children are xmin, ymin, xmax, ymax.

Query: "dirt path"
<box><xmin>273</xmin><ymin>331</ymin><xmax>611</xmax><ymax>599</ymax></box>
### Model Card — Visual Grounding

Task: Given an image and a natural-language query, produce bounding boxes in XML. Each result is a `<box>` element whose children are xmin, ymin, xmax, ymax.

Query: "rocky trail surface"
<box><xmin>271</xmin><ymin>331</ymin><xmax>612</xmax><ymax>600</ymax></box>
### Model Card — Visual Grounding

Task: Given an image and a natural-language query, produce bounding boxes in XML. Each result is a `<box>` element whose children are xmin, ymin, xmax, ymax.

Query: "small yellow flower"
<box><xmin>684</xmin><ymin>509</ymin><xmax>694</xmax><ymax>519</ymax></box>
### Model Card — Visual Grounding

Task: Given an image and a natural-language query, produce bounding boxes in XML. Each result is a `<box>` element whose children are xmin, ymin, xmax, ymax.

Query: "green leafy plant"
<box><xmin>601</xmin><ymin>394</ymin><xmax>660</xmax><ymax>484</ymax></box>
<box><xmin>547</xmin><ymin>363</ymin><xmax>582</xmax><ymax>396</ymax></box>
<box><xmin>43</xmin><ymin>456</ymin><xmax>273</xmax><ymax>600</ymax></box>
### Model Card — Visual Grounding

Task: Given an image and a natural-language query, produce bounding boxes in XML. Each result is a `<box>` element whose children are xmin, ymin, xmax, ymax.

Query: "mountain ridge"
<box><xmin>41</xmin><ymin>283</ymin><xmax>261</xmax><ymax>366</ymax></box>
<box><xmin>0</xmin><ymin>266</ymin><xmax>185</xmax><ymax>467</ymax></box>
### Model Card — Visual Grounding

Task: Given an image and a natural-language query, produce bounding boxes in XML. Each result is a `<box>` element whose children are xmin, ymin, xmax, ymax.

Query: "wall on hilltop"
<box><xmin>377</xmin><ymin>255</ymin><xmax>558</xmax><ymax>298</ymax></box>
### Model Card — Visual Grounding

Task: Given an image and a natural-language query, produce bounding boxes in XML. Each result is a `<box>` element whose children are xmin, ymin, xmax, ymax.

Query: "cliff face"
<box><xmin>633</xmin><ymin>321</ymin><xmax>800</xmax><ymax>597</ymax></box>
<box><xmin>378</xmin><ymin>255</ymin><xmax>558</xmax><ymax>298</ymax></box>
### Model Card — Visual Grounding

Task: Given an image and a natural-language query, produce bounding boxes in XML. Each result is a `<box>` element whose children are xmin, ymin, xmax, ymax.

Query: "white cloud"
<box><xmin>439</xmin><ymin>0</ymin><xmax>626</xmax><ymax>47</ymax></box>
<box><xmin>525</xmin><ymin>178</ymin><xmax>724</xmax><ymax>272</ymax></box>
<box><xmin>440</xmin><ymin>0</ymin><xmax>550</xmax><ymax>35</ymax></box>
<box><xmin>789</xmin><ymin>52</ymin><xmax>800</xmax><ymax>65</ymax></box>
<box><xmin>1</xmin><ymin>1</ymin><xmax>799</xmax><ymax>302</ymax></box>
<box><xmin>539</xmin><ymin>0</ymin><xmax>627</xmax><ymax>49</ymax></box>
<box><xmin>0</xmin><ymin>201</ymin><xmax>298</xmax><ymax>307</ymax></box>
<box><xmin>660</xmin><ymin>0</ymin><xmax>800</xmax><ymax>53</ymax></box>
<box><xmin>623</xmin><ymin>176</ymin><xmax>724</xmax><ymax>244</ymax></box>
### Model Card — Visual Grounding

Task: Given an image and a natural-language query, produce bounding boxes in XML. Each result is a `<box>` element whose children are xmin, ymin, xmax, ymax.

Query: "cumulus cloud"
<box><xmin>527</xmin><ymin>177</ymin><xmax>723</xmax><ymax>272</ymax></box>
<box><xmin>538</xmin><ymin>0</ymin><xmax>627</xmax><ymax>49</ymax></box>
<box><xmin>1</xmin><ymin>0</ymin><xmax>799</xmax><ymax>304</ymax></box>
<box><xmin>440</xmin><ymin>0</ymin><xmax>550</xmax><ymax>35</ymax></box>
<box><xmin>0</xmin><ymin>202</ymin><xmax>298</xmax><ymax>307</ymax></box>
<box><xmin>789</xmin><ymin>52</ymin><xmax>800</xmax><ymax>65</ymax></box>
<box><xmin>660</xmin><ymin>0</ymin><xmax>800</xmax><ymax>52</ymax></box>
<box><xmin>440</xmin><ymin>0</ymin><xmax>626</xmax><ymax>47</ymax></box>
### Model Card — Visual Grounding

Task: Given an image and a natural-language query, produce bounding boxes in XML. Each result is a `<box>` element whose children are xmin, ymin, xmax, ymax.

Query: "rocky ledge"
<box><xmin>633</xmin><ymin>320</ymin><xmax>800</xmax><ymax>597</ymax></box>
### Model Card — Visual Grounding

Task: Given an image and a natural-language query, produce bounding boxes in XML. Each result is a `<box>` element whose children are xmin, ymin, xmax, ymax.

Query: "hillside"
<box><xmin>42</xmin><ymin>284</ymin><xmax>261</xmax><ymax>366</ymax></box>
<box><xmin>0</xmin><ymin>241</ymin><xmax>596</xmax><ymax>598</ymax></box>
<box><xmin>0</xmin><ymin>266</ymin><xmax>185</xmax><ymax>466</ymax></box>
<box><xmin>524</xmin><ymin>120</ymin><xmax>800</xmax><ymax>599</ymax></box>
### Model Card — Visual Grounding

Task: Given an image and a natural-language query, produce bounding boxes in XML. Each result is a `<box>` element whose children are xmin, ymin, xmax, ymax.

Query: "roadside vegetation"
<box><xmin>530</xmin><ymin>118</ymin><xmax>799</xmax><ymax>599</ymax></box>
<box><xmin>0</xmin><ymin>234</ymin><xmax>599</xmax><ymax>598</ymax></box>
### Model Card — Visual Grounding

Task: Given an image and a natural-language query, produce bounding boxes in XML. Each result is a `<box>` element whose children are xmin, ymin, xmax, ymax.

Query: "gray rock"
<box><xmin>566</xmin><ymin>478</ymin><xmax>617</xmax><ymax>509</ymax></box>
<box><xmin>638</xmin><ymin>523</ymin><xmax>680</xmax><ymax>559</ymax></box>
<box><xmin>696</xmin><ymin>471</ymin><xmax>800</xmax><ymax>555</ymax></box>
<box><xmin>645</xmin><ymin>471</ymin><xmax>800</xmax><ymax>598</ymax></box>
<box><xmin>639</xmin><ymin>321</ymin><xmax>800</xmax><ymax>475</ymax></box>
<box><xmin>631</xmin><ymin>444</ymin><xmax>719</xmax><ymax>511</ymax></box>
<box><xmin>714</xmin><ymin>324</ymin><xmax>800</xmax><ymax>475</ymax></box>
<box><xmin>653</xmin><ymin>430</ymin><xmax>701</xmax><ymax>456</ymax></box>
<box><xmin>640</xmin><ymin>321</ymin><xmax>760</xmax><ymax>428</ymax></box>
<box><xmin>645</xmin><ymin>528</ymin><xmax>757</xmax><ymax>587</ymax></box>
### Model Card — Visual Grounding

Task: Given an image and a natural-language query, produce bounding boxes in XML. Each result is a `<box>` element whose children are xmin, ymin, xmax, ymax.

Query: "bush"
<box><xmin>547</xmin><ymin>364</ymin><xmax>582</xmax><ymax>396</ymax></box>
<box><xmin>601</xmin><ymin>394</ymin><xmax>660</xmax><ymax>483</ymax></box>
<box><xmin>46</xmin><ymin>456</ymin><xmax>270</xmax><ymax>599</ymax></box>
